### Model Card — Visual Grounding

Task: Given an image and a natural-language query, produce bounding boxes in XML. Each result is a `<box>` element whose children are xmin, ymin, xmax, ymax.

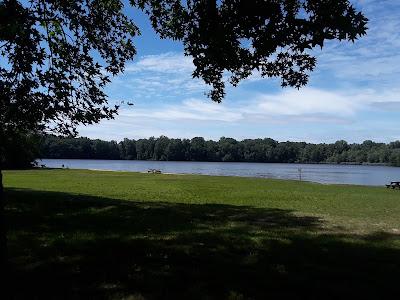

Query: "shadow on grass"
<box><xmin>4</xmin><ymin>188</ymin><xmax>400</xmax><ymax>299</ymax></box>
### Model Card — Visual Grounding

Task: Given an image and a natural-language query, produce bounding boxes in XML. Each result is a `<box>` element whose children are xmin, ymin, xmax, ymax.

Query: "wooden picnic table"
<box><xmin>386</xmin><ymin>181</ymin><xmax>400</xmax><ymax>189</ymax></box>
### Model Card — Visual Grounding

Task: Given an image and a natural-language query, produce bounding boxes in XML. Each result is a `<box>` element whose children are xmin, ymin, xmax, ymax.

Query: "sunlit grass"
<box><xmin>4</xmin><ymin>169</ymin><xmax>400</xmax><ymax>299</ymax></box>
<box><xmin>5</xmin><ymin>169</ymin><xmax>400</xmax><ymax>232</ymax></box>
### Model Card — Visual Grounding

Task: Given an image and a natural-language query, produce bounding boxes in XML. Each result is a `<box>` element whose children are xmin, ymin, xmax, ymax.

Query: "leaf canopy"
<box><xmin>136</xmin><ymin>0</ymin><xmax>367</xmax><ymax>101</ymax></box>
<box><xmin>1</xmin><ymin>0</ymin><xmax>138</xmax><ymax>136</ymax></box>
<box><xmin>0</xmin><ymin>0</ymin><xmax>367</xmax><ymax>137</ymax></box>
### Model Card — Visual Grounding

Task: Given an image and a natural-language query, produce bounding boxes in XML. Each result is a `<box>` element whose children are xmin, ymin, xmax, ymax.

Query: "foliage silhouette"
<box><xmin>136</xmin><ymin>0</ymin><xmax>367</xmax><ymax>101</ymax></box>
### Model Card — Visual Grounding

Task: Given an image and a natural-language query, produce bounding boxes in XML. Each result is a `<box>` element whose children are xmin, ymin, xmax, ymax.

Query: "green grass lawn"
<box><xmin>4</xmin><ymin>169</ymin><xmax>400</xmax><ymax>299</ymax></box>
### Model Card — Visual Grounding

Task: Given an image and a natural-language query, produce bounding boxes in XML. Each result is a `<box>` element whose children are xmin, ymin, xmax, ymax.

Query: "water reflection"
<box><xmin>39</xmin><ymin>159</ymin><xmax>400</xmax><ymax>186</ymax></box>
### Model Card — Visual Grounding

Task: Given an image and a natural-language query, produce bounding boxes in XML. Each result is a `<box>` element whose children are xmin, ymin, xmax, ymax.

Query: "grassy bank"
<box><xmin>4</xmin><ymin>169</ymin><xmax>400</xmax><ymax>299</ymax></box>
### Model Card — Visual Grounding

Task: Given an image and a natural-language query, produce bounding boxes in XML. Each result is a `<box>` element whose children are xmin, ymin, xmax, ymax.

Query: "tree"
<box><xmin>153</xmin><ymin>136</ymin><xmax>170</xmax><ymax>160</ymax></box>
<box><xmin>0</xmin><ymin>0</ymin><xmax>138</xmax><ymax>264</ymax></box>
<box><xmin>165</xmin><ymin>139</ymin><xmax>185</xmax><ymax>161</ymax></box>
<box><xmin>190</xmin><ymin>137</ymin><xmax>207</xmax><ymax>161</ymax></box>
<box><xmin>136</xmin><ymin>137</ymin><xmax>155</xmax><ymax>160</ymax></box>
<box><xmin>333</xmin><ymin>140</ymin><xmax>350</xmax><ymax>154</ymax></box>
<box><xmin>1</xmin><ymin>0</ymin><xmax>367</xmax><ymax>263</ymax></box>
<box><xmin>2</xmin><ymin>131</ymin><xmax>40</xmax><ymax>169</ymax></box>
<box><xmin>219</xmin><ymin>137</ymin><xmax>240</xmax><ymax>161</ymax></box>
<box><xmin>137</xmin><ymin>0</ymin><xmax>367</xmax><ymax>101</ymax></box>
<box><xmin>93</xmin><ymin>139</ymin><xmax>120</xmax><ymax>159</ymax></box>
<box><xmin>119</xmin><ymin>138</ymin><xmax>137</xmax><ymax>160</ymax></box>
<box><xmin>205</xmin><ymin>140</ymin><xmax>219</xmax><ymax>161</ymax></box>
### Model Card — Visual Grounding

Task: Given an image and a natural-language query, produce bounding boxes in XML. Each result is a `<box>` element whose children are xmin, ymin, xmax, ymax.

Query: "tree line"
<box><xmin>39</xmin><ymin>135</ymin><xmax>400</xmax><ymax>167</ymax></box>
<box><xmin>2</xmin><ymin>133</ymin><xmax>40</xmax><ymax>169</ymax></box>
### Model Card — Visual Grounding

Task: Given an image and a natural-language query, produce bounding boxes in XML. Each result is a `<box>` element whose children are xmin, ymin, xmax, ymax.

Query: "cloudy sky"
<box><xmin>78</xmin><ymin>0</ymin><xmax>400</xmax><ymax>143</ymax></box>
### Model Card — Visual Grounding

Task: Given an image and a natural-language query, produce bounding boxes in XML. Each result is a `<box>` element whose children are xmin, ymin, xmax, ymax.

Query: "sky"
<box><xmin>78</xmin><ymin>0</ymin><xmax>400</xmax><ymax>143</ymax></box>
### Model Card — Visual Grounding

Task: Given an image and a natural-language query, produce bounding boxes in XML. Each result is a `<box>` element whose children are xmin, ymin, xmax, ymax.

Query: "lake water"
<box><xmin>39</xmin><ymin>159</ymin><xmax>400</xmax><ymax>186</ymax></box>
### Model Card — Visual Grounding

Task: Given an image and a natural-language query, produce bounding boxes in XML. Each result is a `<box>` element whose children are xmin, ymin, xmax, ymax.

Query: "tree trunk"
<box><xmin>0</xmin><ymin>168</ymin><xmax>6</xmax><ymax>267</ymax></box>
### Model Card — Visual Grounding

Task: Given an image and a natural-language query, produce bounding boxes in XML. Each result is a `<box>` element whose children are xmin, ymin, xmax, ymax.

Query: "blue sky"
<box><xmin>78</xmin><ymin>0</ymin><xmax>400</xmax><ymax>143</ymax></box>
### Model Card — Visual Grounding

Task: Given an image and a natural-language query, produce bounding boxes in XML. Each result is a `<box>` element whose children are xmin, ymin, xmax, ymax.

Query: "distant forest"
<box><xmin>39</xmin><ymin>135</ymin><xmax>400</xmax><ymax>167</ymax></box>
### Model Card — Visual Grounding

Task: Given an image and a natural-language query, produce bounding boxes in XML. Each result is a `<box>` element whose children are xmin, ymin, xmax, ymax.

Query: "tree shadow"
<box><xmin>4</xmin><ymin>188</ymin><xmax>400</xmax><ymax>299</ymax></box>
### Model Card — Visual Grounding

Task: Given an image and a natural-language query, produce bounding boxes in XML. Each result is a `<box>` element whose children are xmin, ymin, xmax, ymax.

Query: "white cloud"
<box><xmin>78</xmin><ymin>85</ymin><xmax>400</xmax><ymax>142</ymax></box>
<box><xmin>314</xmin><ymin>0</ymin><xmax>400</xmax><ymax>85</ymax></box>
<box><xmin>114</xmin><ymin>52</ymin><xmax>207</xmax><ymax>98</ymax></box>
<box><xmin>109</xmin><ymin>87</ymin><xmax>400</xmax><ymax>126</ymax></box>
<box><xmin>126</xmin><ymin>52</ymin><xmax>195</xmax><ymax>74</ymax></box>
<box><xmin>255</xmin><ymin>88</ymin><xmax>360</xmax><ymax>116</ymax></box>
<box><xmin>121</xmin><ymin>98</ymin><xmax>242</xmax><ymax>122</ymax></box>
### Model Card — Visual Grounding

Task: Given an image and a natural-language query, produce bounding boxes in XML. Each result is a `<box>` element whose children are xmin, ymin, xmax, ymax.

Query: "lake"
<box><xmin>38</xmin><ymin>159</ymin><xmax>400</xmax><ymax>186</ymax></box>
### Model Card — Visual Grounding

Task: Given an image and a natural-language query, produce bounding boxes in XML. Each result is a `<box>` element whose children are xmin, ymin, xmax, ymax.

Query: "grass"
<box><xmin>3</xmin><ymin>169</ymin><xmax>400</xmax><ymax>299</ymax></box>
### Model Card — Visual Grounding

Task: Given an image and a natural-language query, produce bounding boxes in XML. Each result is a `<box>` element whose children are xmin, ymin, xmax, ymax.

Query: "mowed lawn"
<box><xmin>4</xmin><ymin>169</ymin><xmax>400</xmax><ymax>299</ymax></box>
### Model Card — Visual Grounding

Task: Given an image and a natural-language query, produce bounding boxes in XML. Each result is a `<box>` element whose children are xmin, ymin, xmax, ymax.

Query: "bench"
<box><xmin>147</xmin><ymin>169</ymin><xmax>162</xmax><ymax>174</ymax></box>
<box><xmin>386</xmin><ymin>181</ymin><xmax>400</xmax><ymax>189</ymax></box>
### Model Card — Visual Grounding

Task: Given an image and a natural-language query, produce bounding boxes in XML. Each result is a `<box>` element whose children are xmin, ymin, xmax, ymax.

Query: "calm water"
<box><xmin>39</xmin><ymin>159</ymin><xmax>400</xmax><ymax>186</ymax></box>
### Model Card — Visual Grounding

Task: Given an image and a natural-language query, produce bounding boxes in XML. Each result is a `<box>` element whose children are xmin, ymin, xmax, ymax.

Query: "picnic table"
<box><xmin>386</xmin><ymin>181</ymin><xmax>400</xmax><ymax>189</ymax></box>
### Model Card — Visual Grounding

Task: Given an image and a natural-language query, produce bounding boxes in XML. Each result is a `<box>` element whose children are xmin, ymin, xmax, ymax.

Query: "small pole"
<box><xmin>298</xmin><ymin>168</ymin><xmax>302</xmax><ymax>181</ymax></box>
